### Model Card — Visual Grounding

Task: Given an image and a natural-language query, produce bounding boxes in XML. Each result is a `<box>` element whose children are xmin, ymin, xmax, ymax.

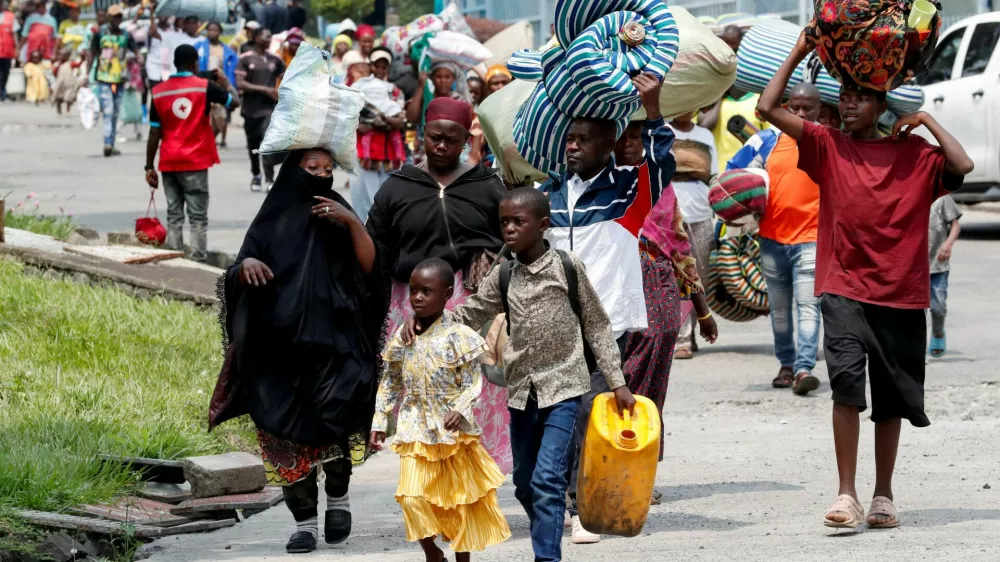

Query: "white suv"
<box><xmin>913</xmin><ymin>12</ymin><xmax>1000</xmax><ymax>203</ymax></box>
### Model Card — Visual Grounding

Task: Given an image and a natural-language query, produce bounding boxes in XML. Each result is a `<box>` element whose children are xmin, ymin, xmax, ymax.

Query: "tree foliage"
<box><xmin>312</xmin><ymin>0</ymin><xmax>376</xmax><ymax>22</ymax></box>
<box><xmin>388</xmin><ymin>0</ymin><xmax>434</xmax><ymax>26</ymax></box>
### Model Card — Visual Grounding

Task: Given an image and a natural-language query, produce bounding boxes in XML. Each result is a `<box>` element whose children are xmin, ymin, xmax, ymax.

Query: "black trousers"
<box><xmin>0</xmin><ymin>58</ymin><xmax>11</xmax><ymax>101</ymax></box>
<box><xmin>243</xmin><ymin>114</ymin><xmax>280</xmax><ymax>181</ymax></box>
<box><xmin>282</xmin><ymin>457</ymin><xmax>353</xmax><ymax>522</ymax></box>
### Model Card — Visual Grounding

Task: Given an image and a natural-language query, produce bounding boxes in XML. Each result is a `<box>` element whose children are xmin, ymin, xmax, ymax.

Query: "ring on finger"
<box><xmin>324</xmin><ymin>206</ymin><xmax>329</xmax><ymax>214</ymax></box>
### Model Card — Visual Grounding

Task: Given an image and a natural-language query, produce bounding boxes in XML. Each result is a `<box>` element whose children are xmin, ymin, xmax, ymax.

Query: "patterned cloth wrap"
<box><xmin>507</xmin><ymin>0</ymin><xmax>680</xmax><ymax>174</ymax></box>
<box><xmin>706</xmin><ymin>233</ymin><xmax>769</xmax><ymax>322</ymax></box>
<box><xmin>736</xmin><ymin>17</ymin><xmax>924</xmax><ymax>117</ymax></box>
<box><xmin>709</xmin><ymin>168</ymin><xmax>769</xmax><ymax>227</ymax></box>
<box><xmin>807</xmin><ymin>0</ymin><xmax>941</xmax><ymax>92</ymax></box>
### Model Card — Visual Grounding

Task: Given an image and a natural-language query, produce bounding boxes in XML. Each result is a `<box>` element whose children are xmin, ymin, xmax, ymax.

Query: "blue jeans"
<box><xmin>97</xmin><ymin>83</ymin><xmax>124</xmax><ymax>147</ymax></box>
<box><xmin>759</xmin><ymin>238</ymin><xmax>820</xmax><ymax>373</ymax></box>
<box><xmin>510</xmin><ymin>396</ymin><xmax>580</xmax><ymax>562</ymax></box>
<box><xmin>930</xmin><ymin>271</ymin><xmax>949</xmax><ymax>337</ymax></box>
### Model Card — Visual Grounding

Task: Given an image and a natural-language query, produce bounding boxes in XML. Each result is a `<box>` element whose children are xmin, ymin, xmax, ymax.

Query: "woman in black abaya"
<box><xmin>209</xmin><ymin>148</ymin><xmax>388</xmax><ymax>554</ymax></box>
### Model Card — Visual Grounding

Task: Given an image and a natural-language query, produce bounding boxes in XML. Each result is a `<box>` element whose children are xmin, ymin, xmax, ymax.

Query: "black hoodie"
<box><xmin>367</xmin><ymin>164</ymin><xmax>506</xmax><ymax>282</ymax></box>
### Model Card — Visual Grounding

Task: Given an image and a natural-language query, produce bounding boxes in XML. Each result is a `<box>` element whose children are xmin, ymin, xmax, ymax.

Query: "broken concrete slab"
<box><xmin>183</xmin><ymin>453</ymin><xmax>266</xmax><ymax>498</ymax></box>
<box><xmin>136</xmin><ymin>482</ymin><xmax>193</xmax><ymax>505</ymax></box>
<box><xmin>169</xmin><ymin>488</ymin><xmax>284</xmax><ymax>516</ymax></box>
<box><xmin>98</xmin><ymin>456</ymin><xmax>186</xmax><ymax>484</ymax></box>
<box><xmin>36</xmin><ymin>532</ymin><xmax>87</xmax><ymax>562</ymax></box>
<box><xmin>18</xmin><ymin>511</ymin><xmax>237</xmax><ymax>539</ymax></box>
<box><xmin>76</xmin><ymin>498</ymin><xmax>204</xmax><ymax>527</ymax></box>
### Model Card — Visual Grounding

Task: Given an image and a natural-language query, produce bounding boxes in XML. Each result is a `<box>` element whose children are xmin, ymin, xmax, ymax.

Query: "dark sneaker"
<box><xmin>285</xmin><ymin>531</ymin><xmax>317</xmax><ymax>554</ymax></box>
<box><xmin>250</xmin><ymin>176</ymin><xmax>262</xmax><ymax>192</ymax></box>
<box><xmin>264</xmin><ymin>180</ymin><xmax>274</xmax><ymax>193</ymax></box>
<box><xmin>792</xmin><ymin>371</ymin><xmax>820</xmax><ymax>396</ymax></box>
<box><xmin>324</xmin><ymin>509</ymin><xmax>351</xmax><ymax>545</ymax></box>
<box><xmin>103</xmin><ymin>145</ymin><xmax>113</xmax><ymax>157</ymax></box>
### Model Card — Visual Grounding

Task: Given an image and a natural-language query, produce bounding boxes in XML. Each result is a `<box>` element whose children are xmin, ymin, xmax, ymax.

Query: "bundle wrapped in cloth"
<box><xmin>736</xmin><ymin>18</ymin><xmax>924</xmax><ymax>115</ymax></box>
<box><xmin>709</xmin><ymin>168</ymin><xmax>769</xmax><ymax>227</ymax></box>
<box><xmin>259</xmin><ymin>44</ymin><xmax>365</xmax><ymax>173</ymax></box>
<box><xmin>381</xmin><ymin>2</ymin><xmax>475</xmax><ymax>77</ymax></box>
<box><xmin>807</xmin><ymin>0</ymin><xmax>941</xmax><ymax>91</ymax></box>
<box><xmin>507</xmin><ymin>0</ymin><xmax>681</xmax><ymax>175</ymax></box>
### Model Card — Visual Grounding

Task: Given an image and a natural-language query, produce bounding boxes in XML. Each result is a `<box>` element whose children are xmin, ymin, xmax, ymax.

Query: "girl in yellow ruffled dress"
<box><xmin>370</xmin><ymin>258</ymin><xmax>511</xmax><ymax>561</ymax></box>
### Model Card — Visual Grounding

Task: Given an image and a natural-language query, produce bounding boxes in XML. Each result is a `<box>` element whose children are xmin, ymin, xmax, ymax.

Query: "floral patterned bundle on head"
<box><xmin>807</xmin><ymin>0</ymin><xmax>942</xmax><ymax>91</ymax></box>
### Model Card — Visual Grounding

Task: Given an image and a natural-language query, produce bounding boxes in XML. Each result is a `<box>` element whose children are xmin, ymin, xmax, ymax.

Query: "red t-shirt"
<box><xmin>796</xmin><ymin>121</ymin><xmax>963</xmax><ymax>309</ymax></box>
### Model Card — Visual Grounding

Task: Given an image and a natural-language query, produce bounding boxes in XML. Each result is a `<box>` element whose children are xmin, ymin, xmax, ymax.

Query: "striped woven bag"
<box><xmin>708</xmin><ymin>234</ymin><xmax>770</xmax><ymax>320</ymax></box>
<box><xmin>705</xmin><ymin>247</ymin><xmax>763</xmax><ymax>323</ymax></box>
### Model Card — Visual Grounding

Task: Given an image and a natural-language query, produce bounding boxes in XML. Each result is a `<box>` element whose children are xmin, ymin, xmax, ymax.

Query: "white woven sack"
<box><xmin>155</xmin><ymin>0</ymin><xmax>228</xmax><ymax>23</ymax></box>
<box><xmin>426</xmin><ymin>30</ymin><xmax>492</xmax><ymax>70</ymax></box>
<box><xmin>259</xmin><ymin>44</ymin><xmax>365</xmax><ymax>174</ymax></box>
<box><xmin>478</xmin><ymin>79</ymin><xmax>548</xmax><ymax>185</ymax></box>
<box><xmin>632</xmin><ymin>6</ymin><xmax>737</xmax><ymax>121</ymax></box>
<box><xmin>76</xmin><ymin>86</ymin><xmax>100</xmax><ymax>130</ymax></box>
<box><xmin>439</xmin><ymin>1</ymin><xmax>475</xmax><ymax>38</ymax></box>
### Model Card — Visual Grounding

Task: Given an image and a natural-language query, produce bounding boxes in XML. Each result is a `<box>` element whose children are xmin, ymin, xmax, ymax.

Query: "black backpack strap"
<box><xmin>499</xmin><ymin>260</ymin><xmax>515</xmax><ymax>335</ymax></box>
<box><xmin>557</xmin><ymin>250</ymin><xmax>582</xmax><ymax>321</ymax></box>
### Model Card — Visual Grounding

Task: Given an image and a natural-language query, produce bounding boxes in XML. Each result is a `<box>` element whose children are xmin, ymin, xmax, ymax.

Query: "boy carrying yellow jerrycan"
<box><xmin>577</xmin><ymin>392</ymin><xmax>661</xmax><ymax>537</ymax></box>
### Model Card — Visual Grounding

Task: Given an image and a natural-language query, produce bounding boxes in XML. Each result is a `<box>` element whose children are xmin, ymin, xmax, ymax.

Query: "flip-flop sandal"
<box><xmin>867</xmin><ymin>496</ymin><xmax>900</xmax><ymax>529</ymax></box>
<box><xmin>928</xmin><ymin>336</ymin><xmax>946</xmax><ymax>358</ymax></box>
<box><xmin>824</xmin><ymin>494</ymin><xmax>864</xmax><ymax>528</ymax></box>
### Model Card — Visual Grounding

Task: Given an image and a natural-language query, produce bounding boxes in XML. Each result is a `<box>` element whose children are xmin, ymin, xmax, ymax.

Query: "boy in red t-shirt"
<box><xmin>758</xmin><ymin>32</ymin><xmax>973</xmax><ymax>530</ymax></box>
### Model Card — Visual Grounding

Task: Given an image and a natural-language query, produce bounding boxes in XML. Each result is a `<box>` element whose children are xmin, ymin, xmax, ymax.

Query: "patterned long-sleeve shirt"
<box><xmin>372</xmin><ymin>313</ymin><xmax>487</xmax><ymax>444</ymax></box>
<box><xmin>451</xmin><ymin>247</ymin><xmax>627</xmax><ymax>411</ymax></box>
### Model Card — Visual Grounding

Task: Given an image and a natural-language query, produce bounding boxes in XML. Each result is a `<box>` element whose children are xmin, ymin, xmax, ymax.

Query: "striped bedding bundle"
<box><xmin>706</xmin><ymin>234</ymin><xmax>769</xmax><ymax>322</ymax></box>
<box><xmin>735</xmin><ymin>18</ymin><xmax>924</xmax><ymax>117</ymax></box>
<box><xmin>709</xmin><ymin>168</ymin><xmax>769</xmax><ymax>227</ymax></box>
<box><xmin>507</xmin><ymin>0</ymin><xmax>680</xmax><ymax>174</ymax></box>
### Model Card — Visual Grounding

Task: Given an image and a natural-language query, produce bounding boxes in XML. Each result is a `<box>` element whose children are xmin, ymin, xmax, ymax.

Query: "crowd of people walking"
<box><xmin>0</xmin><ymin>3</ymin><xmax>974</xmax><ymax>560</ymax></box>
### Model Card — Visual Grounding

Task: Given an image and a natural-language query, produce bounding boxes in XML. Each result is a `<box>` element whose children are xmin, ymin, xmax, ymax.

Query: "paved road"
<box><xmin>0</xmin><ymin>103</ymin><xmax>350</xmax><ymax>255</ymax></box>
<box><xmin>143</xmin><ymin>218</ymin><xmax>1000</xmax><ymax>561</ymax></box>
<box><xmin>5</xmin><ymin>102</ymin><xmax>1000</xmax><ymax>562</ymax></box>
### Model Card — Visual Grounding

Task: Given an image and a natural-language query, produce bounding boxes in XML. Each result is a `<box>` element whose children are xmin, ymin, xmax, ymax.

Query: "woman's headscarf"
<box><xmin>212</xmin><ymin>150</ymin><xmax>389</xmax><ymax>446</ymax></box>
<box><xmin>333</xmin><ymin>34</ymin><xmax>352</xmax><ymax>50</ymax></box>
<box><xmin>426</xmin><ymin>97</ymin><xmax>473</xmax><ymax>130</ymax></box>
<box><xmin>430</xmin><ymin>60</ymin><xmax>470</xmax><ymax>102</ymax></box>
<box><xmin>356</xmin><ymin>24</ymin><xmax>375</xmax><ymax>39</ymax></box>
<box><xmin>485</xmin><ymin>64</ymin><xmax>512</xmax><ymax>83</ymax></box>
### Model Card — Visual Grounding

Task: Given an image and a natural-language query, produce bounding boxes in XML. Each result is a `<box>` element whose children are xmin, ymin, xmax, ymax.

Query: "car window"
<box><xmin>917</xmin><ymin>28</ymin><xmax>966</xmax><ymax>85</ymax></box>
<box><xmin>962</xmin><ymin>22</ymin><xmax>1000</xmax><ymax>77</ymax></box>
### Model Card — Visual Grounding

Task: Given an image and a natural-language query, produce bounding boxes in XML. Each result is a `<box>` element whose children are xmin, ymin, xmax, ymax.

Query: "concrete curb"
<box><xmin>1</xmin><ymin>245</ymin><xmax>220</xmax><ymax>306</ymax></box>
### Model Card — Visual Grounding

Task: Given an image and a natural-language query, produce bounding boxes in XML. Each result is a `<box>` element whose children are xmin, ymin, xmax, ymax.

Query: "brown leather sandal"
<box><xmin>772</xmin><ymin>367</ymin><xmax>794</xmax><ymax>389</ymax></box>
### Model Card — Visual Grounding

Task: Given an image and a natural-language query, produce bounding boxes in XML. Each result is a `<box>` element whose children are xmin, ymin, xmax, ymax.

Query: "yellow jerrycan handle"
<box><xmin>615</xmin><ymin>408</ymin><xmax>639</xmax><ymax>450</ymax></box>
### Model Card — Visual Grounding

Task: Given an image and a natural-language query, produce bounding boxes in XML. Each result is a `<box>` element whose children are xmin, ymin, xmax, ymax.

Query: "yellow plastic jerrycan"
<box><xmin>577</xmin><ymin>392</ymin><xmax>661</xmax><ymax>537</ymax></box>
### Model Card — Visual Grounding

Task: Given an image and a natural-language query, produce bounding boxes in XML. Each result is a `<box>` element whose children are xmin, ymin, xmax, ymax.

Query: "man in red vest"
<box><xmin>0</xmin><ymin>0</ymin><xmax>18</xmax><ymax>102</ymax></box>
<box><xmin>145</xmin><ymin>44</ymin><xmax>238</xmax><ymax>263</ymax></box>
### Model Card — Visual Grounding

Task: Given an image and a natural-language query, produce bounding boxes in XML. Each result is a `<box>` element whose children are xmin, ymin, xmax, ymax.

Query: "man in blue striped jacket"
<box><xmin>538</xmin><ymin>73</ymin><xmax>676</xmax><ymax>544</ymax></box>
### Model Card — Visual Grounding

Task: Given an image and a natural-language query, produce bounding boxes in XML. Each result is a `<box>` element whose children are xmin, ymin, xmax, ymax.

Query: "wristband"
<box><xmin>697</xmin><ymin>312</ymin><xmax>713</xmax><ymax>321</ymax></box>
